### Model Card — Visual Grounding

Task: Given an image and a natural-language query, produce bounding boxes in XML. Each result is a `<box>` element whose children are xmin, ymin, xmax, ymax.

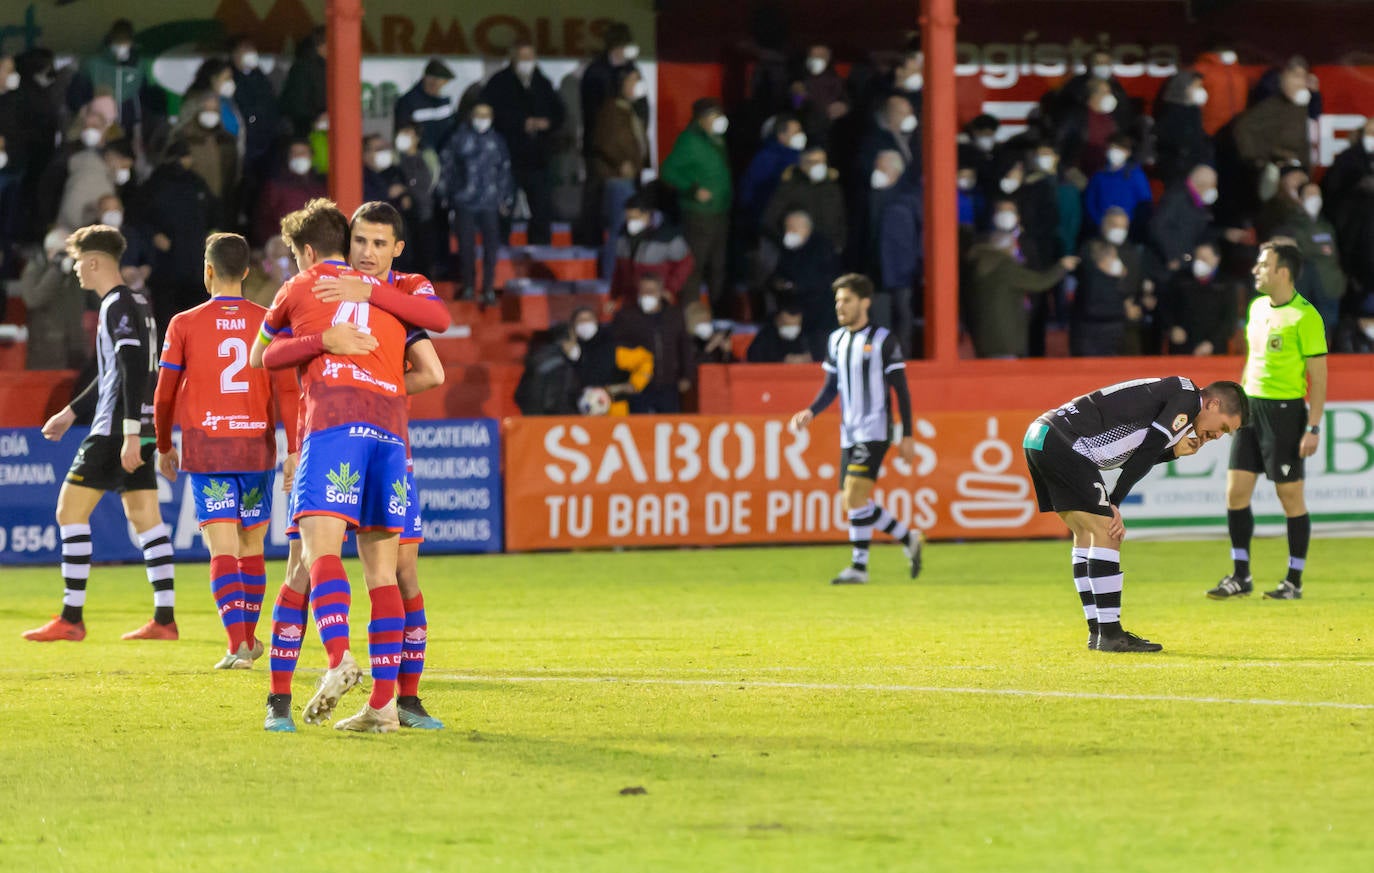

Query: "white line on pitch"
<box><xmin>427</xmin><ymin>672</ymin><xmax>1374</xmax><ymax>711</ymax></box>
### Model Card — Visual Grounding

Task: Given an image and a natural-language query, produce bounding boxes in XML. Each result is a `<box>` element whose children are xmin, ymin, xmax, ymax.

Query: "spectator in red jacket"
<box><xmin>609</xmin><ymin>193</ymin><xmax>695</xmax><ymax>306</ymax></box>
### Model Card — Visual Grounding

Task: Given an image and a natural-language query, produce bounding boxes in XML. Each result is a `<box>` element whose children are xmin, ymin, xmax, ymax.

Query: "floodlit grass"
<box><xmin>2</xmin><ymin>537</ymin><xmax>1372</xmax><ymax>872</ymax></box>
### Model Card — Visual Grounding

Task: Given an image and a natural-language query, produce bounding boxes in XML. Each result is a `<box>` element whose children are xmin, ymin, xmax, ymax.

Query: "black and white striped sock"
<box><xmin>60</xmin><ymin>523</ymin><xmax>92</xmax><ymax>625</ymax></box>
<box><xmin>871</xmin><ymin>505</ymin><xmax>911</xmax><ymax>545</ymax></box>
<box><xmin>1088</xmin><ymin>546</ymin><xmax>1123</xmax><ymax>633</ymax></box>
<box><xmin>848</xmin><ymin>502</ymin><xmax>878</xmax><ymax>571</ymax></box>
<box><xmin>137</xmin><ymin>524</ymin><xmax>176</xmax><ymax>625</ymax></box>
<box><xmin>1073</xmin><ymin>546</ymin><xmax>1096</xmax><ymax>630</ymax></box>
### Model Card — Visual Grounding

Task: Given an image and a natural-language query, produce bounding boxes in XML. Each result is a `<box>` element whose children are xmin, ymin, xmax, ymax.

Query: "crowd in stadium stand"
<box><xmin>3</xmin><ymin>21</ymin><xmax>1374</xmax><ymax>407</ymax></box>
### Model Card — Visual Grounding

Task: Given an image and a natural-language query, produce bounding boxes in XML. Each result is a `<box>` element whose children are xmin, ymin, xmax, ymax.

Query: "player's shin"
<box><xmin>60</xmin><ymin>523</ymin><xmax>93</xmax><ymax>625</ymax></box>
<box><xmin>309</xmin><ymin>556</ymin><xmax>352</xmax><ymax>668</ymax></box>
<box><xmin>138</xmin><ymin>524</ymin><xmax>176</xmax><ymax>624</ymax></box>
<box><xmin>366</xmin><ymin>585</ymin><xmax>405</xmax><ymax>709</ymax></box>
<box><xmin>1087</xmin><ymin>546</ymin><xmax>1124</xmax><ymax>632</ymax></box>
<box><xmin>238</xmin><ymin>553</ymin><xmax>268</xmax><ymax>645</ymax></box>
<box><xmin>269</xmin><ymin>584</ymin><xmax>309</xmax><ymax>695</ymax></box>
<box><xmin>398</xmin><ymin>593</ymin><xmax>427</xmax><ymax>699</ymax></box>
<box><xmin>1073</xmin><ymin>546</ymin><xmax>1096</xmax><ymax>629</ymax></box>
<box><xmin>209</xmin><ymin>554</ymin><xmax>247</xmax><ymax>652</ymax></box>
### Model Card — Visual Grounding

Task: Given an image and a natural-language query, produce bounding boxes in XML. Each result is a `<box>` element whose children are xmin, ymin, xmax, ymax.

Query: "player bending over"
<box><xmin>153</xmin><ymin>233</ymin><xmax>300</xmax><ymax>669</ymax></box>
<box><xmin>1023</xmin><ymin>377</ymin><xmax>1247</xmax><ymax>652</ymax></box>
<box><xmin>790</xmin><ymin>273</ymin><xmax>923</xmax><ymax>585</ymax></box>
<box><xmin>25</xmin><ymin>225</ymin><xmax>177</xmax><ymax>643</ymax></box>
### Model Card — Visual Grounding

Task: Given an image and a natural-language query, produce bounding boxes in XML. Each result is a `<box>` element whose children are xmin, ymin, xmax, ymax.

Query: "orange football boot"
<box><xmin>21</xmin><ymin>616</ymin><xmax>86</xmax><ymax>642</ymax></box>
<box><xmin>121</xmin><ymin>620</ymin><xmax>180</xmax><ymax>641</ymax></box>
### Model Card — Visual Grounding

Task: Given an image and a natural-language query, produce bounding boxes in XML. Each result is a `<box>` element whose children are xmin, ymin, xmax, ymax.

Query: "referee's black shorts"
<box><xmin>1023</xmin><ymin>419</ymin><xmax>1112</xmax><ymax>517</ymax></box>
<box><xmin>65</xmin><ymin>434</ymin><xmax>157</xmax><ymax>493</ymax></box>
<box><xmin>1229</xmin><ymin>397</ymin><xmax>1307</xmax><ymax>483</ymax></box>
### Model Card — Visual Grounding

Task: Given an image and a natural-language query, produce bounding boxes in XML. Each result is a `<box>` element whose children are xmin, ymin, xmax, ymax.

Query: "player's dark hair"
<box><xmin>205</xmin><ymin>232</ymin><xmax>250</xmax><ymax>278</ymax></box>
<box><xmin>832</xmin><ymin>273</ymin><xmax>874</xmax><ymax>300</ymax></box>
<box><xmin>1260</xmin><ymin>240</ymin><xmax>1304</xmax><ymax>285</ymax></box>
<box><xmin>1203</xmin><ymin>380</ymin><xmax>1249</xmax><ymax>427</ymax></box>
<box><xmin>281</xmin><ymin>198</ymin><xmax>348</xmax><ymax>258</ymax></box>
<box><xmin>65</xmin><ymin>224</ymin><xmax>126</xmax><ymax>261</ymax></box>
<box><xmin>350</xmin><ymin>201</ymin><xmax>406</xmax><ymax>243</ymax></box>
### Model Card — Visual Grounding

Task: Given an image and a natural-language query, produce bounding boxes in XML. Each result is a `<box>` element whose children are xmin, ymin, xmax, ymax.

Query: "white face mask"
<box><xmin>974</xmin><ymin>134</ymin><xmax>996</xmax><ymax>153</ymax></box>
<box><xmin>472</xmin><ymin>117</ymin><xmax>492</xmax><ymax>133</ymax></box>
<box><xmin>80</xmin><ymin>128</ymin><xmax>103</xmax><ymax>149</ymax></box>
<box><xmin>44</xmin><ymin>231</ymin><xmax>66</xmax><ymax>259</ymax></box>
<box><xmin>1199</xmin><ymin>186</ymin><xmax>1219</xmax><ymax>205</ymax></box>
<box><xmin>782</xmin><ymin>231</ymin><xmax>805</xmax><ymax>250</ymax></box>
<box><xmin>276</xmin><ymin>255</ymin><xmax>292</xmax><ymax>276</ymax></box>
<box><xmin>1303</xmin><ymin>195</ymin><xmax>1323</xmax><ymax>219</ymax></box>
<box><xmin>626</xmin><ymin>217</ymin><xmax>648</xmax><ymax>236</ymax></box>
<box><xmin>239</xmin><ymin>51</ymin><xmax>260</xmax><ymax>72</ymax></box>
<box><xmin>101</xmin><ymin>209</ymin><xmax>123</xmax><ymax>228</ymax></box>
<box><xmin>574</xmin><ymin>321</ymin><xmax>598</xmax><ymax>342</ymax></box>
<box><xmin>1098</xmin><ymin>94</ymin><xmax>1119</xmax><ymax>114</ymax></box>
<box><xmin>111</xmin><ymin>43</ymin><xmax>131</xmax><ymax>62</ymax></box>
<box><xmin>289</xmin><ymin>156</ymin><xmax>313</xmax><ymax>176</ymax></box>
<box><xmin>899</xmin><ymin>114</ymin><xmax>918</xmax><ymax>134</ymax></box>
<box><xmin>904</xmin><ymin>73</ymin><xmax>924</xmax><ymax>92</ymax></box>
<box><xmin>806</xmin><ymin>57</ymin><xmax>827</xmax><ymax>77</ymax></box>
<box><xmin>692</xmin><ymin>321</ymin><xmax>713</xmax><ymax>341</ymax></box>
<box><xmin>777</xmin><ymin>324</ymin><xmax>802</xmax><ymax>341</ymax></box>
<box><xmin>1363</xmin><ymin>135</ymin><xmax>1374</xmax><ymax>153</ymax></box>
<box><xmin>1104</xmin><ymin>226</ymin><xmax>1128</xmax><ymax>246</ymax></box>
<box><xmin>710</xmin><ymin>115</ymin><xmax>729</xmax><ymax>136</ymax></box>
<box><xmin>1192</xmin><ymin>258</ymin><xmax>1215</xmax><ymax>279</ymax></box>
<box><xmin>1092</xmin><ymin>64</ymin><xmax>1113</xmax><ymax>80</ymax></box>
<box><xmin>870</xmin><ymin>169</ymin><xmax>892</xmax><ymax>190</ymax></box>
<box><xmin>219</xmin><ymin>79</ymin><xmax>236</xmax><ymax>99</ymax></box>
<box><xmin>621</xmin><ymin>44</ymin><xmax>640</xmax><ymax>61</ymax></box>
<box><xmin>957</xmin><ymin>175</ymin><xmax>975</xmax><ymax>191</ymax></box>
<box><xmin>1193</xmin><ymin>87</ymin><xmax>1209</xmax><ymax>106</ymax></box>
<box><xmin>639</xmin><ymin>294</ymin><xmax>660</xmax><ymax>314</ymax></box>
<box><xmin>1035</xmin><ymin>154</ymin><xmax>1056</xmax><ymax>173</ymax></box>
<box><xmin>999</xmin><ymin>176</ymin><xmax>1020</xmax><ymax>194</ymax></box>
<box><xmin>631</xmin><ymin>79</ymin><xmax>649</xmax><ymax>100</ymax></box>
<box><xmin>395</xmin><ymin>132</ymin><xmax>416</xmax><ymax>153</ymax></box>
<box><xmin>1106</xmin><ymin>147</ymin><xmax>1129</xmax><ymax>169</ymax></box>
<box><xmin>1218</xmin><ymin>50</ymin><xmax>1238</xmax><ymax>65</ymax></box>
<box><xmin>787</xmin><ymin>132</ymin><xmax>807</xmax><ymax>151</ymax></box>
<box><xmin>3</xmin><ymin>71</ymin><xmax>18</xmax><ymax>92</ymax></box>
<box><xmin>373</xmin><ymin>149</ymin><xmax>394</xmax><ymax>171</ymax></box>
<box><xmin>1291</xmin><ymin>87</ymin><xmax>1312</xmax><ymax>107</ymax></box>
<box><xmin>807</xmin><ymin>162</ymin><xmax>828</xmax><ymax>182</ymax></box>
<box><xmin>993</xmin><ymin>211</ymin><xmax>1018</xmax><ymax>231</ymax></box>
<box><xmin>1104</xmin><ymin>258</ymin><xmax>1125</xmax><ymax>278</ymax></box>
<box><xmin>114</xmin><ymin>166</ymin><xmax>132</xmax><ymax>185</ymax></box>
<box><xmin>0</xmin><ymin>150</ymin><xmax>6</xmax><ymax>170</ymax></box>
<box><xmin>198</xmin><ymin>110</ymin><xmax>221</xmax><ymax>129</ymax></box>
<box><xmin>35</xmin><ymin>71</ymin><xmax>54</xmax><ymax>88</ymax></box>
<box><xmin>62</xmin><ymin>255</ymin><xmax>75</xmax><ymax>274</ymax></box>
<box><xmin>314</xmin><ymin>116</ymin><xmax>330</xmax><ymax>131</ymax></box>
<box><xmin>516</xmin><ymin>60</ymin><xmax>537</xmax><ymax>78</ymax></box>
<box><xmin>564</xmin><ymin>342</ymin><xmax>582</xmax><ymax>362</ymax></box>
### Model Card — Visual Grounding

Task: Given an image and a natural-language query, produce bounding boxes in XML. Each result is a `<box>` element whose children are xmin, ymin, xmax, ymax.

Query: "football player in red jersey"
<box><xmin>154</xmin><ymin>233</ymin><xmax>299</xmax><ymax>669</ymax></box>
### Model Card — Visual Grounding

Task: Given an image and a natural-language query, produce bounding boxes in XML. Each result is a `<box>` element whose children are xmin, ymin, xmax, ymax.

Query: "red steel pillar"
<box><xmin>920</xmin><ymin>0</ymin><xmax>960</xmax><ymax>363</ymax></box>
<box><xmin>326</xmin><ymin>0</ymin><xmax>364</xmax><ymax>215</ymax></box>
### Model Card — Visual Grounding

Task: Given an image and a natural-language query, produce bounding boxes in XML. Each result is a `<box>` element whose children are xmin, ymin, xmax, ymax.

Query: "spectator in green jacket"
<box><xmin>661</xmin><ymin>97</ymin><xmax>733</xmax><ymax>314</ymax></box>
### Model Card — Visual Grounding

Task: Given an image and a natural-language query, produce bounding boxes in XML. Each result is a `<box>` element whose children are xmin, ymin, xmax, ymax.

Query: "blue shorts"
<box><xmin>294</xmin><ymin>424</ymin><xmax>409</xmax><ymax>532</ymax></box>
<box><xmin>399</xmin><ymin>467</ymin><xmax>424</xmax><ymax>545</ymax></box>
<box><xmin>284</xmin><ymin>476</ymin><xmax>301</xmax><ymax>541</ymax></box>
<box><xmin>189</xmin><ymin>471</ymin><xmax>275</xmax><ymax>530</ymax></box>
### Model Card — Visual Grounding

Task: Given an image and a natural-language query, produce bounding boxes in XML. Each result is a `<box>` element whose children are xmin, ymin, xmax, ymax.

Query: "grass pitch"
<box><xmin>2</xmin><ymin>537</ymin><xmax>1373</xmax><ymax>872</ymax></box>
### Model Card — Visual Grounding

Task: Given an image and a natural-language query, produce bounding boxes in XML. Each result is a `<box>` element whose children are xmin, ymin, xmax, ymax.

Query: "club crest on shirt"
<box><xmin>1172</xmin><ymin>413</ymin><xmax>1188</xmax><ymax>432</ymax></box>
<box><xmin>1268</xmin><ymin>333</ymin><xmax>1283</xmax><ymax>351</ymax></box>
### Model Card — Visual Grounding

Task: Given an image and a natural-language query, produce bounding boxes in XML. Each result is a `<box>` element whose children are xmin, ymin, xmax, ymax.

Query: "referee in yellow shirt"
<box><xmin>1208</xmin><ymin>241</ymin><xmax>1327</xmax><ymax>601</ymax></box>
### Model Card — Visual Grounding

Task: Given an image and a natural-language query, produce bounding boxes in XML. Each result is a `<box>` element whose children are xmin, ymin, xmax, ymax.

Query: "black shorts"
<box><xmin>1229</xmin><ymin>397</ymin><xmax>1306</xmax><ymax>483</ymax></box>
<box><xmin>839</xmin><ymin>440</ymin><xmax>890</xmax><ymax>486</ymax></box>
<box><xmin>1023</xmin><ymin>419</ymin><xmax>1112</xmax><ymax>517</ymax></box>
<box><xmin>65</xmin><ymin>434</ymin><xmax>157</xmax><ymax>493</ymax></box>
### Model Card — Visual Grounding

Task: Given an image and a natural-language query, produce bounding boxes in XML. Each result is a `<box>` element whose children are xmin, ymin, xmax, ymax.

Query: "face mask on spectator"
<box><xmin>289</xmin><ymin>156</ymin><xmax>313</xmax><ymax>175</ymax></box>
<box><xmin>899</xmin><ymin>114</ymin><xmax>918</xmax><ymax>134</ymax></box>
<box><xmin>277</xmin><ymin>256</ymin><xmax>292</xmax><ymax>276</ymax></box>
<box><xmin>1035</xmin><ymin>154</ymin><xmax>1056</xmax><ymax>173</ymax></box>
<box><xmin>622</xmin><ymin>44</ymin><xmax>640</xmax><ymax>61</ymax></box>
<box><xmin>1303</xmin><ymin>195</ymin><xmax>1322</xmax><ymax>219</ymax></box>
<box><xmin>1192</xmin><ymin>259</ymin><xmax>1214</xmax><ymax>279</ymax></box>
<box><xmin>1092</xmin><ymin>64</ymin><xmax>1113</xmax><ymax>80</ymax></box>
<box><xmin>783</xmin><ymin>231</ymin><xmax>805</xmax><ymax>250</ymax></box>
<box><xmin>564</xmin><ymin>342</ymin><xmax>582</xmax><ymax>362</ymax></box>
<box><xmin>693</xmin><ymin>322</ymin><xmax>713</xmax><ymax>341</ymax></box>
<box><xmin>219</xmin><ymin>79</ymin><xmax>236</xmax><ymax>99</ymax></box>
<box><xmin>1106</xmin><ymin>147</ymin><xmax>1129</xmax><ymax>169</ymax></box>
<box><xmin>4</xmin><ymin>71</ymin><xmax>18</xmax><ymax>91</ymax></box>
<box><xmin>711</xmin><ymin>115</ymin><xmax>729</xmax><ymax>136</ymax></box>
<box><xmin>632</xmin><ymin>79</ymin><xmax>649</xmax><ymax>100</ymax></box>
<box><xmin>373</xmin><ymin>149</ymin><xmax>394</xmax><ymax>171</ymax></box>
<box><xmin>127</xmin><ymin>273</ymin><xmax>146</xmax><ymax>291</ymax></box>
<box><xmin>1291</xmin><ymin>88</ymin><xmax>1312</xmax><ymax>107</ymax></box>
<box><xmin>639</xmin><ymin>294</ymin><xmax>660</xmax><ymax>314</ymax></box>
<box><xmin>199</xmin><ymin>110</ymin><xmax>221</xmax><ymax>129</ymax></box>
<box><xmin>1097</xmin><ymin>94</ymin><xmax>1119</xmax><ymax>114</ymax></box>
<box><xmin>1104</xmin><ymin>226</ymin><xmax>1128</xmax><ymax>245</ymax></box>
<box><xmin>1193</xmin><ymin>87</ymin><xmax>1209</xmax><ymax>106</ymax></box>
<box><xmin>904</xmin><ymin>73</ymin><xmax>923</xmax><ymax>92</ymax></box>
<box><xmin>1218</xmin><ymin>50</ymin><xmax>1237</xmax><ymax>65</ymax></box>
<box><xmin>807</xmin><ymin>57</ymin><xmax>827</xmax><ymax>77</ymax></box>
<box><xmin>44</xmin><ymin>230</ymin><xmax>66</xmax><ymax>261</ymax></box>
<box><xmin>315</xmin><ymin>116</ymin><xmax>330</xmax><ymax>131</ymax></box>
<box><xmin>35</xmin><ymin>70</ymin><xmax>55</xmax><ymax>88</ymax></box>
<box><xmin>111</xmin><ymin>43</ymin><xmax>131</xmax><ymax>62</ymax></box>
<box><xmin>516</xmin><ymin>60</ymin><xmax>537</xmax><ymax>78</ymax></box>
<box><xmin>80</xmin><ymin>128</ymin><xmax>103</xmax><ymax>149</ymax></box>
<box><xmin>974</xmin><ymin>134</ymin><xmax>995</xmax><ymax>153</ymax></box>
<box><xmin>114</xmin><ymin>166</ymin><xmax>132</xmax><ymax>185</ymax></box>
<box><xmin>993</xmin><ymin>210</ymin><xmax>1018</xmax><ymax>231</ymax></box>
<box><xmin>1199</xmin><ymin>186</ymin><xmax>1219</xmax><ymax>205</ymax></box>
<box><xmin>62</xmin><ymin>255</ymin><xmax>75</xmax><ymax>273</ymax></box>
<box><xmin>101</xmin><ymin>209</ymin><xmax>123</xmax><ymax>228</ymax></box>
<box><xmin>957</xmin><ymin>175</ymin><xmax>975</xmax><ymax>191</ymax></box>
<box><xmin>626</xmin><ymin>217</ymin><xmax>648</xmax><ymax>236</ymax></box>
<box><xmin>788</xmin><ymin>132</ymin><xmax>807</xmax><ymax>150</ymax></box>
<box><xmin>1364</xmin><ymin>135</ymin><xmax>1374</xmax><ymax>153</ymax></box>
<box><xmin>239</xmin><ymin>51</ymin><xmax>260</xmax><ymax>72</ymax></box>
<box><xmin>778</xmin><ymin>324</ymin><xmax>802</xmax><ymax>341</ymax></box>
<box><xmin>999</xmin><ymin>176</ymin><xmax>1020</xmax><ymax>194</ymax></box>
<box><xmin>807</xmin><ymin>162</ymin><xmax>828</xmax><ymax>182</ymax></box>
<box><xmin>575</xmin><ymin>321</ymin><xmax>598</xmax><ymax>342</ymax></box>
<box><xmin>472</xmin><ymin>117</ymin><xmax>492</xmax><ymax>133</ymax></box>
<box><xmin>395</xmin><ymin>132</ymin><xmax>416</xmax><ymax>152</ymax></box>
<box><xmin>870</xmin><ymin>169</ymin><xmax>892</xmax><ymax>189</ymax></box>
<box><xmin>0</xmin><ymin>150</ymin><xmax>7</xmax><ymax>170</ymax></box>
<box><xmin>1104</xmin><ymin>258</ymin><xmax>1125</xmax><ymax>277</ymax></box>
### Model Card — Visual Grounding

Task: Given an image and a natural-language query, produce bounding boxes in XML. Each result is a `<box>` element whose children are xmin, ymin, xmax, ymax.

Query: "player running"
<box><xmin>260</xmin><ymin>201</ymin><xmax>447</xmax><ymax>730</ymax></box>
<box><xmin>153</xmin><ymin>233</ymin><xmax>300</xmax><ymax>669</ymax></box>
<box><xmin>250</xmin><ymin>199</ymin><xmax>449</xmax><ymax>734</ymax></box>
<box><xmin>1023</xmin><ymin>377</ymin><xmax>1248</xmax><ymax>652</ymax></box>
<box><xmin>24</xmin><ymin>225</ymin><xmax>178</xmax><ymax>643</ymax></box>
<box><xmin>1208</xmin><ymin>241</ymin><xmax>1327</xmax><ymax>601</ymax></box>
<box><xmin>789</xmin><ymin>273</ymin><xmax>923</xmax><ymax>586</ymax></box>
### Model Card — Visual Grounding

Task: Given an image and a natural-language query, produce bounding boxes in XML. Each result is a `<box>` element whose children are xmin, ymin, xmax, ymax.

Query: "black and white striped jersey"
<box><xmin>822</xmin><ymin>324</ymin><xmax>906</xmax><ymax>447</ymax></box>
<box><xmin>1043</xmin><ymin>376</ymin><xmax>1201</xmax><ymax>470</ymax></box>
<box><xmin>90</xmin><ymin>286</ymin><xmax>158</xmax><ymax>438</ymax></box>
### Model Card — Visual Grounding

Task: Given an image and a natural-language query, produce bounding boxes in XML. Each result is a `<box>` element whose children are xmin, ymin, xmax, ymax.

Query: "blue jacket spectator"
<box><xmin>1083</xmin><ymin>136</ymin><xmax>1153</xmax><ymax>229</ymax></box>
<box><xmin>394</xmin><ymin>59</ymin><xmax>458</xmax><ymax>152</ymax></box>
<box><xmin>439</xmin><ymin>114</ymin><xmax>514</xmax><ymax>212</ymax></box>
<box><xmin>738</xmin><ymin>113</ymin><xmax>805</xmax><ymax>227</ymax></box>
